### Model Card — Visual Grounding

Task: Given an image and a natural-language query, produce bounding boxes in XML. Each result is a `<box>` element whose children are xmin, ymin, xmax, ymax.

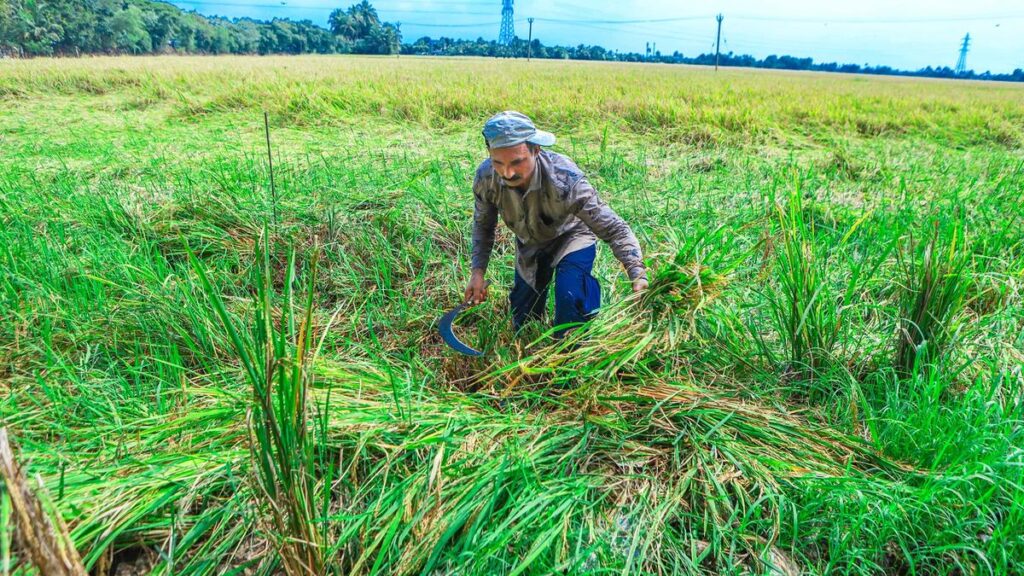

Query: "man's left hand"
<box><xmin>632</xmin><ymin>278</ymin><xmax>649</xmax><ymax>293</ymax></box>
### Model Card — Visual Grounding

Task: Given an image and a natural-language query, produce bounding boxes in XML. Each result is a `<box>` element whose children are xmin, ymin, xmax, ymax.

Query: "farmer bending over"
<box><xmin>465</xmin><ymin>111</ymin><xmax>648</xmax><ymax>335</ymax></box>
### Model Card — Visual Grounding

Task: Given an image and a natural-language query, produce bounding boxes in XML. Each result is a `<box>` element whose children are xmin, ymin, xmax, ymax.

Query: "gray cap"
<box><xmin>482</xmin><ymin>110</ymin><xmax>556</xmax><ymax>149</ymax></box>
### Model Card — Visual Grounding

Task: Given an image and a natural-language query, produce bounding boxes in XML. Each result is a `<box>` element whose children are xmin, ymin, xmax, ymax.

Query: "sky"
<box><xmin>168</xmin><ymin>0</ymin><xmax>1024</xmax><ymax>73</ymax></box>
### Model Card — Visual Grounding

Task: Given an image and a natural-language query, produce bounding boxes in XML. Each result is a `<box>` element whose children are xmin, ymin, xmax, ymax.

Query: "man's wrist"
<box><xmin>627</xmin><ymin>266</ymin><xmax>647</xmax><ymax>281</ymax></box>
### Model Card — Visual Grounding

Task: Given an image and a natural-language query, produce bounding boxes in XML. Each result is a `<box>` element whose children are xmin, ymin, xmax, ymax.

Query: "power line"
<box><xmin>167</xmin><ymin>1</ymin><xmax>1024</xmax><ymax>24</ymax></box>
<box><xmin>374</xmin><ymin>0</ymin><xmax>493</xmax><ymax>5</ymax></box>
<box><xmin>533</xmin><ymin>15</ymin><xmax>711</xmax><ymax>25</ymax></box>
<box><xmin>520</xmin><ymin>0</ymin><xmax>1024</xmax><ymax>27</ymax></box>
<box><xmin>528</xmin><ymin>14</ymin><xmax>952</xmax><ymax>62</ymax></box>
<box><xmin>531</xmin><ymin>19</ymin><xmax>706</xmax><ymax>43</ymax></box>
<box><xmin>167</xmin><ymin>3</ymin><xmax>1024</xmax><ymax>29</ymax></box>
<box><xmin>533</xmin><ymin>0</ymin><xmax>626</xmax><ymax>22</ymax></box>
<box><xmin>475</xmin><ymin>11</ymin><xmax>1024</xmax><ymax>26</ymax></box>
<box><xmin>403</xmin><ymin>20</ymin><xmax>501</xmax><ymax>28</ymax></box>
<box><xmin>731</xmin><ymin>13</ymin><xmax>1024</xmax><ymax>24</ymax></box>
<box><xmin>161</xmin><ymin>1</ymin><xmax>1020</xmax><ymax>70</ymax></box>
<box><xmin>418</xmin><ymin>10</ymin><xmax>1023</xmax><ymax>51</ymax></box>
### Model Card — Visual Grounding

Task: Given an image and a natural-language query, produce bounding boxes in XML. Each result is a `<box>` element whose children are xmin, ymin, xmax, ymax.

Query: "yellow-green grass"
<box><xmin>3</xmin><ymin>55</ymin><xmax>1023</xmax><ymax>147</ymax></box>
<box><xmin>0</xmin><ymin>55</ymin><xmax>1022</xmax><ymax>575</ymax></box>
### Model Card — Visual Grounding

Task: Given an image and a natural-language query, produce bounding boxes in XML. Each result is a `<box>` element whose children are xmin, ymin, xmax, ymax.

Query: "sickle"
<box><xmin>439</xmin><ymin>302</ymin><xmax>485</xmax><ymax>356</ymax></box>
<box><xmin>439</xmin><ymin>281</ymin><xmax>491</xmax><ymax>356</ymax></box>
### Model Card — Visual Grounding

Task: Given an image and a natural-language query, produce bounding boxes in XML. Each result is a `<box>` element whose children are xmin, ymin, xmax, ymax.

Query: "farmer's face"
<box><xmin>489</xmin><ymin>143</ymin><xmax>538</xmax><ymax>189</ymax></box>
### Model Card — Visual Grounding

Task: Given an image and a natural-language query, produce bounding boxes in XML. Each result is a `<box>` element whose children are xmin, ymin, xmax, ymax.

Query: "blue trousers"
<box><xmin>510</xmin><ymin>244</ymin><xmax>601</xmax><ymax>336</ymax></box>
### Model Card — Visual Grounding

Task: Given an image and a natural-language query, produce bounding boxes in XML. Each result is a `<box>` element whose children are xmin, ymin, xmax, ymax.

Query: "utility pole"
<box><xmin>652</xmin><ymin>42</ymin><xmax>657</xmax><ymax>61</ymax></box>
<box><xmin>715</xmin><ymin>13</ymin><xmax>724</xmax><ymax>71</ymax></box>
<box><xmin>527</xmin><ymin>17</ymin><xmax>534</xmax><ymax>61</ymax></box>
<box><xmin>955</xmin><ymin>33</ymin><xmax>970</xmax><ymax>75</ymax></box>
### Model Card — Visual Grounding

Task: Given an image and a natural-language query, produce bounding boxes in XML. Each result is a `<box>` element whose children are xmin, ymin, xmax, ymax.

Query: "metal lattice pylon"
<box><xmin>955</xmin><ymin>33</ymin><xmax>970</xmax><ymax>75</ymax></box>
<box><xmin>499</xmin><ymin>0</ymin><xmax>515</xmax><ymax>45</ymax></box>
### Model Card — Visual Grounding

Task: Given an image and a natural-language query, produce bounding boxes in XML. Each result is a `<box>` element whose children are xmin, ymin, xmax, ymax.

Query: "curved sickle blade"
<box><xmin>439</xmin><ymin>303</ymin><xmax>484</xmax><ymax>356</ymax></box>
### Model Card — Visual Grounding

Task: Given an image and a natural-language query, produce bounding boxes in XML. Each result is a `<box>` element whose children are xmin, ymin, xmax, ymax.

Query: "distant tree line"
<box><xmin>0</xmin><ymin>0</ymin><xmax>397</xmax><ymax>56</ymax></box>
<box><xmin>2</xmin><ymin>0</ymin><xmax>1021</xmax><ymax>83</ymax></box>
<box><xmin>404</xmin><ymin>36</ymin><xmax>1024</xmax><ymax>83</ymax></box>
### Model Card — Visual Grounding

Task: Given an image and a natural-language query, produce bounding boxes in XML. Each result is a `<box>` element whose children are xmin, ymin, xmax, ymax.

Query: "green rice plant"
<box><xmin>306</xmin><ymin>357</ymin><xmax>894</xmax><ymax>575</ymax></box>
<box><xmin>894</xmin><ymin>219</ymin><xmax>973</xmax><ymax>376</ymax></box>
<box><xmin>759</xmin><ymin>189</ymin><xmax>833</xmax><ymax>379</ymax></box>
<box><xmin>192</xmin><ymin>232</ymin><xmax>327</xmax><ymax>575</ymax></box>
<box><xmin>758</xmin><ymin>183</ymin><xmax>891</xmax><ymax>385</ymax></box>
<box><xmin>765</xmin><ymin>185</ymin><xmax>839</xmax><ymax>377</ymax></box>
<box><xmin>2</xmin><ymin>55</ymin><xmax>1023</xmax><ymax>574</ymax></box>
<box><xmin>802</xmin><ymin>359</ymin><xmax>1024</xmax><ymax>574</ymax></box>
<box><xmin>459</xmin><ymin>242</ymin><xmax>908</xmax><ymax>573</ymax></box>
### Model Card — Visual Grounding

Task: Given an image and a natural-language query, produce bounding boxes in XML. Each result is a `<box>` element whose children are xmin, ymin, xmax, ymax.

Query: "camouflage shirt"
<box><xmin>471</xmin><ymin>150</ymin><xmax>646</xmax><ymax>288</ymax></box>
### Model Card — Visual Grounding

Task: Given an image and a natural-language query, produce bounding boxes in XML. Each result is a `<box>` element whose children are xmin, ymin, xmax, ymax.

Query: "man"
<box><xmin>465</xmin><ymin>110</ymin><xmax>648</xmax><ymax>335</ymax></box>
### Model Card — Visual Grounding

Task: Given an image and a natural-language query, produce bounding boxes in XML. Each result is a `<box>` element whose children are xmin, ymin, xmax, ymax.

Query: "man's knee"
<box><xmin>555</xmin><ymin>279</ymin><xmax>599</xmax><ymax>318</ymax></box>
<box><xmin>553</xmin><ymin>264</ymin><xmax>601</xmax><ymax>326</ymax></box>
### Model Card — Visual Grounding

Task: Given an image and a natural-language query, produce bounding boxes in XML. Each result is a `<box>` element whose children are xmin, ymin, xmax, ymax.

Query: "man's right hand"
<box><xmin>464</xmin><ymin>269</ymin><xmax>488</xmax><ymax>305</ymax></box>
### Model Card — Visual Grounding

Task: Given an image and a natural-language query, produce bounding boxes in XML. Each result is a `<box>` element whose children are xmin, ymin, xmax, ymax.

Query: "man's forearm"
<box><xmin>569</xmin><ymin>178</ymin><xmax>645</xmax><ymax>280</ymax></box>
<box><xmin>470</xmin><ymin>235</ymin><xmax>495</xmax><ymax>271</ymax></box>
<box><xmin>471</xmin><ymin>209</ymin><xmax>497</xmax><ymax>271</ymax></box>
<box><xmin>577</xmin><ymin>203</ymin><xmax>646</xmax><ymax>278</ymax></box>
<box><xmin>601</xmin><ymin>217</ymin><xmax>645</xmax><ymax>279</ymax></box>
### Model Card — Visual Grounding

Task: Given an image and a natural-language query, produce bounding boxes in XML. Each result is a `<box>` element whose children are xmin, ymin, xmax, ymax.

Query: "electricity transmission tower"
<box><xmin>955</xmin><ymin>33</ymin><xmax>970</xmax><ymax>75</ymax></box>
<box><xmin>499</xmin><ymin>0</ymin><xmax>515</xmax><ymax>46</ymax></box>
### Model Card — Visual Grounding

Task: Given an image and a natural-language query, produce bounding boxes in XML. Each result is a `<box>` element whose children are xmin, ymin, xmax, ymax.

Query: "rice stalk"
<box><xmin>894</xmin><ymin>219</ymin><xmax>973</xmax><ymax>376</ymax></box>
<box><xmin>192</xmin><ymin>231</ymin><xmax>327</xmax><ymax>575</ymax></box>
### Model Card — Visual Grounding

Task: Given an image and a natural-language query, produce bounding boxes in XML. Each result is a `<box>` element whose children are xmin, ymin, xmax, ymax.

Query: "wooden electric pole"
<box><xmin>715</xmin><ymin>13</ymin><xmax>724</xmax><ymax>71</ymax></box>
<box><xmin>527</xmin><ymin>17</ymin><xmax>534</xmax><ymax>61</ymax></box>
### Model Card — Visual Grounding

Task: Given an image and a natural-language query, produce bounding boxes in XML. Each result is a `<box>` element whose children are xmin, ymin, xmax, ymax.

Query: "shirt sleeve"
<box><xmin>470</xmin><ymin>172</ymin><xmax>498</xmax><ymax>272</ymax></box>
<box><xmin>568</xmin><ymin>177</ymin><xmax>646</xmax><ymax>281</ymax></box>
